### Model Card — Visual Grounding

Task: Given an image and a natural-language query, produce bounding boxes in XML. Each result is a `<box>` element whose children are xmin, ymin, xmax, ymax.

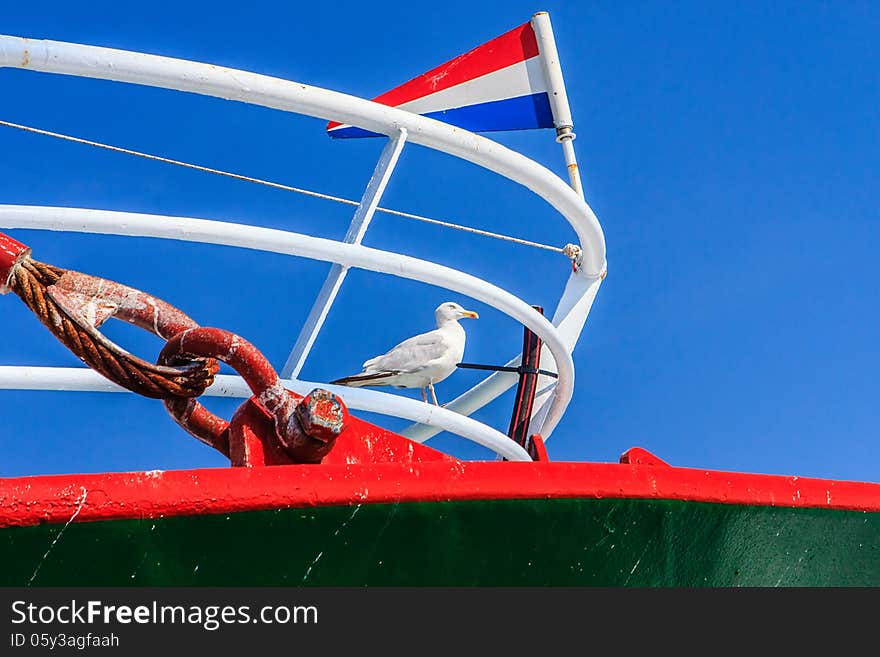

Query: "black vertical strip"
<box><xmin>506</xmin><ymin>306</ymin><xmax>544</xmax><ymax>455</ymax></box>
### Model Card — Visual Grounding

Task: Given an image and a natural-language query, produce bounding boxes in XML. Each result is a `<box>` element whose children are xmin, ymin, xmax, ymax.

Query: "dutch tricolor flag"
<box><xmin>327</xmin><ymin>12</ymin><xmax>572</xmax><ymax>139</ymax></box>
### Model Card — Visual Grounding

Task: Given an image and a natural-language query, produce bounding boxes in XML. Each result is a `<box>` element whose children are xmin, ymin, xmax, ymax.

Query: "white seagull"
<box><xmin>330</xmin><ymin>301</ymin><xmax>479</xmax><ymax>405</ymax></box>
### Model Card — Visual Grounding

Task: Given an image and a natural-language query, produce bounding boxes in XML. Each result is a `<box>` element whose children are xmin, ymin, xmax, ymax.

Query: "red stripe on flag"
<box><xmin>328</xmin><ymin>21</ymin><xmax>538</xmax><ymax>130</ymax></box>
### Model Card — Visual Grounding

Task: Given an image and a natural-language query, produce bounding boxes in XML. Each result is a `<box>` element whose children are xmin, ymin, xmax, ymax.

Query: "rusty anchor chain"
<box><xmin>1</xmin><ymin>231</ymin><xmax>348</xmax><ymax>465</ymax></box>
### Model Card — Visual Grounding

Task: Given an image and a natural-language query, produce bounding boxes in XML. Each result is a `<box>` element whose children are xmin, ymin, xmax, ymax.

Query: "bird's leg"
<box><xmin>421</xmin><ymin>387</ymin><xmax>428</xmax><ymax>403</ymax></box>
<box><xmin>429</xmin><ymin>382</ymin><xmax>440</xmax><ymax>407</ymax></box>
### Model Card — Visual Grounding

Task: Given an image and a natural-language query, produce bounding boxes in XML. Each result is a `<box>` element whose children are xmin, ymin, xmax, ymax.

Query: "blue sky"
<box><xmin>0</xmin><ymin>1</ymin><xmax>877</xmax><ymax>482</ymax></box>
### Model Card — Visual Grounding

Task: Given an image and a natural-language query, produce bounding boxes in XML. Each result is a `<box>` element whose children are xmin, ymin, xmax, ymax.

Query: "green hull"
<box><xmin>4</xmin><ymin>497</ymin><xmax>878</xmax><ymax>586</ymax></box>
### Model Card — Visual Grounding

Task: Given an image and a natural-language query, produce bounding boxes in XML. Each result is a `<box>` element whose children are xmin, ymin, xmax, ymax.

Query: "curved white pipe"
<box><xmin>0</xmin><ymin>204</ymin><xmax>574</xmax><ymax>436</ymax></box>
<box><xmin>0</xmin><ymin>367</ymin><xmax>531</xmax><ymax>461</ymax></box>
<box><xmin>0</xmin><ymin>34</ymin><xmax>606</xmax><ymax>277</ymax></box>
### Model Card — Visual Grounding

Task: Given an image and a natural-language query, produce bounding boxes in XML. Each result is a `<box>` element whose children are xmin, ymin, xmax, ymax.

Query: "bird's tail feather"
<box><xmin>329</xmin><ymin>371</ymin><xmax>400</xmax><ymax>387</ymax></box>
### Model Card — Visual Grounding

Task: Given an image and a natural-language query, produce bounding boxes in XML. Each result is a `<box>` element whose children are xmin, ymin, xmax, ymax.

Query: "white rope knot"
<box><xmin>562</xmin><ymin>243</ymin><xmax>583</xmax><ymax>271</ymax></box>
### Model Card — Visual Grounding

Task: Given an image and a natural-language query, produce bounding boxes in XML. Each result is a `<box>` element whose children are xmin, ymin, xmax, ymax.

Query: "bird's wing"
<box><xmin>362</xmin><ymin>329</ymin><xmax>449</xmax><ymax>373</ymax></box>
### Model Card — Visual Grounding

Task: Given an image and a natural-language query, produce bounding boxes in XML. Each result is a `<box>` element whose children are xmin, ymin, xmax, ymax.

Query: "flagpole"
<box><xmin>530</xmin><ymin>11</ymin><xmax>584</xmax><ymax>199</ymax></box>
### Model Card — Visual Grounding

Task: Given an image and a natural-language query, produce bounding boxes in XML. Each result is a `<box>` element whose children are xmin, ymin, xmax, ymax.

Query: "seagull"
<box><xmin>330</xmin><ymin>301</ymin><xmax>479</xmax><ymax>405</ymax></box>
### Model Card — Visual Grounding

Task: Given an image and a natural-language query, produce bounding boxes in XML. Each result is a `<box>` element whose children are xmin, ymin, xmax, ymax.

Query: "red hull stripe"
<box><xmin>327</xmin><ymin>21</ymin><xmax>538</xmax><ymax>130</ymax></box>
<box><xmin>1</xmin><ymin>460</ymin><xmax>879</xmax><ymax>528</ymax></box>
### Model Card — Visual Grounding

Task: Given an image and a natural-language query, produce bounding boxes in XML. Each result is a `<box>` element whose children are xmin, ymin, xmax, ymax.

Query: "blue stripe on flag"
<box><xmin>329</xmin><ymin>92</ymin><xmax>553</xmax><ymax>139</ymax></box>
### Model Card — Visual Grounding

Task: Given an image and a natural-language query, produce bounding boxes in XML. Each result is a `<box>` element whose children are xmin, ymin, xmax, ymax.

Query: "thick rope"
<box><xmin>0</xmin><ymin>119</ymin><xmax>566</xmax><ymax>254</ymax></box>
<box><xmin>8</xmin><ymin>257</ymin><xmax>216</xmax><ymax>399</ymax></box>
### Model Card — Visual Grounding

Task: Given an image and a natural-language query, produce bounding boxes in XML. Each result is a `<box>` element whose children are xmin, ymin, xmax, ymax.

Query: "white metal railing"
<box><xmin>0</xmin><ymin>36</ymin><xmax>604</xmax><ymax>272</ymax></box>
<box><xmin>0</xmin><ymin>34</ymin><xmax>608</xmax><ymax>459</ymax></box>
<box><xmin>0</xmin><ymin>205</ymin><xmax>563</xmax><ymax>461</ymax></box>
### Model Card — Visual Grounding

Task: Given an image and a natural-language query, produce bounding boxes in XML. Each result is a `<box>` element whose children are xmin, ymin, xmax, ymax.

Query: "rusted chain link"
<box><xmin>159</xmin><ymin>327</ymin><xmax>347</xmax><ymax>465</ymax></box>
<box><xmin>7</xmin><ymin>256</ymin><xmax>217</xmax><ymax>399</ymax></box>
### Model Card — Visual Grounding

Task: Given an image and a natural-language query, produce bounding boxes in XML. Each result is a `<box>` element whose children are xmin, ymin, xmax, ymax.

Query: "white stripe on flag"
<box><xmin>397</xmin><ymin>56</ymin><xmax>548</xmax><ymax>115</ymax></box>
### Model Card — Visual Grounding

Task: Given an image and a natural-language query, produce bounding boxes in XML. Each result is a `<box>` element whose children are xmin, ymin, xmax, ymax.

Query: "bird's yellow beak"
<box><xmin>461</xmin><ymin>310</ymin><xmax>479</xmax><ymax>319</ymax></box>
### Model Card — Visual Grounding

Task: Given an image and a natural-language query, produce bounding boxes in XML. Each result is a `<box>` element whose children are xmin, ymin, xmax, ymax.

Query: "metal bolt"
<box><xmin>294</xmin><ymin>389</ymin><xmax>347</xmax><ymax>444</ymax></box>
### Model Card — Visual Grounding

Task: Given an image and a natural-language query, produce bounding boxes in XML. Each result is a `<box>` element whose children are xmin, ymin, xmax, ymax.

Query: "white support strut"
<box><xmin>281</xmin><ymin>129</ymin><xmax>408</xmax><ymax>379</ymax></box>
